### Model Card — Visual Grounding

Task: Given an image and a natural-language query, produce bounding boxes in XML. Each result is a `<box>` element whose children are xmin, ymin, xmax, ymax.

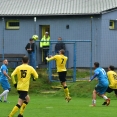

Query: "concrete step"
<box><xmin>40</xmin><ymin>90</ymin><xmax>56</xmax><ymax>94</ymax></box>
<box><xmin>51</xmin><ymin>86</ymin><xmax>62</xmax><ymax>89</ymax></box>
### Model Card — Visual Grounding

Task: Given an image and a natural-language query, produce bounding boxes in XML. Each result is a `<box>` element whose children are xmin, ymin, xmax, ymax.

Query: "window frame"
<box><xmin>6</xmin><ymin>20</ymin><xmax>20</xmax><ymax>30</ymax></box>
<box><xmin>109</xmin><ymin>20</ymin><xmax>115</xmax><ymax>30</ymax></box>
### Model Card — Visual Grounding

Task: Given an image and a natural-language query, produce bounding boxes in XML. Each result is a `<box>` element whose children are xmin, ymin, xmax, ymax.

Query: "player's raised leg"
<box><xmin>62</xmin><ymin>82</ymin><xmax>71</xmax><ymax>102</ymax></box>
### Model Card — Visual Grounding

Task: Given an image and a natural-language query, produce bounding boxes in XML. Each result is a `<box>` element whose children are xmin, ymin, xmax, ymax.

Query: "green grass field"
<box><xmin>0</xmin><ymin>94</ymin><xmax>117</xmax><ymax>117</ymax></box>
<box><xmin>0</xmin><ymin>68</ymin><xmax>117</xmax><ymax>117</ymax></box>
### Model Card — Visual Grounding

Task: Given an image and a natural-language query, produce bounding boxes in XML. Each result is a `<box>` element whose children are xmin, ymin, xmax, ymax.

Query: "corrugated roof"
<box><xmin>0</xmin><ymin>0</ymin><xmax>117</xmax><ymax>16</ymax></box>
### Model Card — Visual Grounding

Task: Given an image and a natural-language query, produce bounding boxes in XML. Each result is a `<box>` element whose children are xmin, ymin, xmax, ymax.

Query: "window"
<box><xmin>109</xmin><ymin>20</ymin><xmax>117</xmax><ymax>30</ymax></box>
<box><xmin>6</xmin><ymin>20</ymin><xmax>20</xmax><ymax>29</ymax></box>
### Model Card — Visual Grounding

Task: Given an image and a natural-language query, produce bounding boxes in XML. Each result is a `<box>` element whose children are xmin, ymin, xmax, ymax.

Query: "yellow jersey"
<box><xmin>47</xmin><ymin>55</ymin><xmax>67</xmax><ymax>72</ymax></box>
<box><xmin>107</xmin><ymin>71</ymin><xmax>117</xmax><ymax>89</ymax></box>
<box><xmin>11</xmin><ymin>64</ymin><xmax>38</xmax><ymax>91</ymax></box>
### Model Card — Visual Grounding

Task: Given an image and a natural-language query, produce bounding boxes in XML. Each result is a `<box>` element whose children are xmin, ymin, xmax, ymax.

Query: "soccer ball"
<box><xmin>32</xmin><ymin>35</ymin><xmax>38</xmax><ymax>41</ymax></box>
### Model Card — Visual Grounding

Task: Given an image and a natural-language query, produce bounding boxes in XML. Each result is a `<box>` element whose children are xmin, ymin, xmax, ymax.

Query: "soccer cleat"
<box><xmin>65</xmin><ymin>96</ymin><xmax>71</xmax><ymax>102</ymax></box>
<box><xmin>102</xmin><ymin>101</ymin><xmax>107</xmax><ymax>105</ymax></box>
<box><xmin>106</xmin><ymin>98</ymin><xmax>110</xmax><ymax>106</ymax></box>
<box><xmin>4</xmin><ymin>100</ymin><xmax>10</xmax><ymax>103</ymax></box>
<box><xmin>89</xmin><ymin>104</ymin><xmax>96</xmax><ymax>107</ymax></box>
<box><xmin>18</xmin><ymin>114</ymin><xmax>23</xmax><ymax>117</ymax></box>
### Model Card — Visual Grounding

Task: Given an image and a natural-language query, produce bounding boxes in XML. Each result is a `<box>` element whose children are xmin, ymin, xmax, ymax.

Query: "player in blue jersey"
<box><xmin>0</xmin><ymin>69</ymin><xmax>2</xmax><ymax>77</ymax></box>
<box><xmin>89</xmin><ymin>62</ymin><xmax>110</xmax><ymax>106</ymax></box>
<box><xmin>0</xmin><ymin>59</ymin><xmax>11</xmax><ymax>102</ymax></box>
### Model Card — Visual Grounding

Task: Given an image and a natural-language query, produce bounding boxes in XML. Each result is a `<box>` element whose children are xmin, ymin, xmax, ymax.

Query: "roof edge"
<box><xmin>0</xmin><ymin>13</ymin><xmax>101</xmax><ymax>17</ymax></box>
<box><xmin>101</xmin><ymin>7</ymin><xmax>117</xmax><ymax>14</ymax></box>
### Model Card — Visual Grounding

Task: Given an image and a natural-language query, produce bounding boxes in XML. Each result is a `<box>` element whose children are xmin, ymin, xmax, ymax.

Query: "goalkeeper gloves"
<box><xmin>14</xmin><ymin>83</ymin><xmax>17</xmax><ymax>88</ymax></box>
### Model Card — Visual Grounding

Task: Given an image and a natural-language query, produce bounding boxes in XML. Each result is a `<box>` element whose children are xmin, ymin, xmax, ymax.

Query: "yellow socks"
<box><xmin>64</xmin><ymin>86</ymin><xmax>70</xmax><ymax>97</ymax></box>
<box><xmin>8</xmin><ymin>101</ymin><xmax>28</xmax><ymax>117</ymax></box>
<box><xmin>8</xmin><ymin>104</ymin><xmax>21</xmax><ymax>117</ymax></box>
<box><xmin>20</xmin><ymin>101</ymin><xmax>28</xmax><ymax>115</ymax></box>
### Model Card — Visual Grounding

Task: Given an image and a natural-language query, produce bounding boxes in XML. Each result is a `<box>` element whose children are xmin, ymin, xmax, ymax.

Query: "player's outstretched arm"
<box><xmin>46</xmin><ymin>56</ymin><xmax>54</xmax><ymax>62</ymax></box>
<box><xmin>90</xmin><ymin>73</ymin><xmax>97</xmax><ymax>81</ymax></box>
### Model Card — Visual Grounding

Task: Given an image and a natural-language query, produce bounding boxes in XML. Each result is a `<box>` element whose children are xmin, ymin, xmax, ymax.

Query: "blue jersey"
<box><xmin>0</xmin><ymin>69</ymin><xmax>1</xmax><ymax>77</ymax></box>
<box><xmin>0</xmin><ymin>64</ymin><xmax>8</xmax><ymax>81</ymax></box>
<box><xmin>94</xmin><ymin>67</ymin><xmax>109</xmax><ymax>86</ymax></box>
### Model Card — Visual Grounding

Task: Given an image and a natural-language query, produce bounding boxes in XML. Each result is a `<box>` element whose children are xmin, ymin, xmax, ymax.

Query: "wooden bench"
<box><xmin>0</xmin><ymin>54</ymin><xmax>25</xmax><ymax>68</ymax></box>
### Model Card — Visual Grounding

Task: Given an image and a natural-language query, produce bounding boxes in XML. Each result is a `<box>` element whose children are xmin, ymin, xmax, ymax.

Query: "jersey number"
<box><xmin>113</xmin><ymin>74</ymin><xmax>117</xmax><ymax>80</ymax></box>
<box><xmin>20</xmin><ymin>70</ymin><xmax>27</xmax><ymax>78</ymax></box>
<box><xmin>101</xmin><ymin>69</ymin><xmax>106</xmax><ymax>75</ymax></box>
<box><xmin>61</xmin><ymin>58</ymin><xmax>64</xmax><ymax>64</ymax></box>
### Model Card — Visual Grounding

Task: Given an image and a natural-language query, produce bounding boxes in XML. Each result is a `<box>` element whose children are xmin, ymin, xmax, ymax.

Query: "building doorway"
<box><xmin>39</xmin><ymin>25</ymin><xmax>50</xmax><ymax>66</ymax></box>
<box><xmin>39</xmin><ymin>25</ymin><xmax>50</xmax><ymax>38</ymax></box>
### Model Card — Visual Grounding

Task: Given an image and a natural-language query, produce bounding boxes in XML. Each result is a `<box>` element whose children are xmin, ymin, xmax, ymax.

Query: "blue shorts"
<box><xmin>0</xmin><ymin>79</ymin><xmax>11</xmax><ymax>90</ymax></box>
<box><xmin>95</xmin><ymin>84</ymin><xmax>108</xmax><ymax>95</ymax></box>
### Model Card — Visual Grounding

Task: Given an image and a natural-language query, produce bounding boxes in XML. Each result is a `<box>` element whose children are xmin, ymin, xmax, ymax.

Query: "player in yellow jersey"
<box><xmin>46</xmin><ymin>49</ymin><xmax>71</xmax><ymax>102</ymax></box>
<box><xmin>8</xmin><ymin>56</ymin><xmax>38</xmax><ymax>117</ymax></box>
<box><xmin>102</xmin><ymin>65</ymin><xmax>117</xmax><ymax>105</ymax></box>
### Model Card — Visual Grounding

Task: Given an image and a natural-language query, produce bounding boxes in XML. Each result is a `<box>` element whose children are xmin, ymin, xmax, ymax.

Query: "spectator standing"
<box><xmin>40</xmin><ymin>32</ymin><xmax>50</xmax><ymax>64</ymax></box>
<box><xmin>55</xmin><ymin>37</ymin><xmax>65</xmax><ymax>54</ymax></box>
<box><xmin>25</xmin><ymin>38</ymin><xmax>36</xmax><ymax>69</ymax></box>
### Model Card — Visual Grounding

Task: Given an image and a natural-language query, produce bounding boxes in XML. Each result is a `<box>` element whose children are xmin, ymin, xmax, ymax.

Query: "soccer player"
<box><xmin>46</xmin><ymin>49</ymin><xmax>71</xmax><ymax>102</ymax></box>
<box><xmin>0</xmin><ymin>59</ymin><xmax>11</xmax><ymax>102</ymax></box>
<box><xmin>102</xmin><ymin>65</ymin><xmax>117</xmax><ymax>105</ymax></box>
<box><xmin>8</xmin><ymin>56</ymin><xmax>38</xmax><ymax>117</ymax></box>
<box><xmin>89</xmin><ymin>62</ymin><xmax>110</xmax><ymax>106</ymax></box>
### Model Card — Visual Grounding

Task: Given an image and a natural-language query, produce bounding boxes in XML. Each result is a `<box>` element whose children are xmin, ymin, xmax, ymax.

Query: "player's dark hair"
<box><xmin>94</xmin><ymin>62</ymin><xmax>99</xmax><ymax>68</ymax></box>
<box><xmin>22</xmin><ymin>56</ymin><xmax>28</xmax><ymax>63</ymax></box>
<box><xmin>109</xmin><ymin>65</ymin><xmax>115</xmax><ymax>70</ymax></box>
<box><xmin>29</xmin><ymin>38</ymin><xmax>33</xmax><ymax>41</ymax></box>
<box><xmin>60</xmin><ymin>49</ymin><xmax>65</xmax><ymax>55</ymax></box>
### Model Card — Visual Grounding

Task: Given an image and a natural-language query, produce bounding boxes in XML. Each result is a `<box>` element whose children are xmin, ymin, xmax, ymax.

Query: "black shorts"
<box><xmin>58</xmin><ymin>71</ymin><xmax>67</xmax><ymax>83</ymax></box>
<box><xmin>18</xmin><ymin>91</ymin><xmax>28</xmax><ymax>100</ymax></box>
<box><xmin>106</xmin><ymin>87</ymin><xmax>117</xmax><ymax>95</ymax></box>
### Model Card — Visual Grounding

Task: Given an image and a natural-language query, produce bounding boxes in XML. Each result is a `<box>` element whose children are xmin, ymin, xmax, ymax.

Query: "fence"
<box><xmin>35</xmin><ymin>40</ymin><xmax>92</xmax><ymax>82</ymax></box>
<box><xmin>1</xmin><ymin>16</ymin><xmax>117</xmax><ymax>82</ymax></box>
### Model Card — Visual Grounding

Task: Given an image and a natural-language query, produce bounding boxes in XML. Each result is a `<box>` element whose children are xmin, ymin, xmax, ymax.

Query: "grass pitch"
<box><xmin>0</xmin><ymin>94</ymin><xmax>117</xmax><ymax>117</ymax></box>
<box><xmin>0</xmin><ymin>68</ymin><xmax>116</xmax><ymax>117</ymax></box>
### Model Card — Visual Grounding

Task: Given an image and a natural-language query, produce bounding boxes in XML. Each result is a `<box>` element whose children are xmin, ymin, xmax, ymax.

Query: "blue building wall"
<box><xmin>89</xmin><ymin>16</ymin><xmax>101</xmax><ymax>66</ymax></box>
<box><xmin>0</xmin><ymin>19</ymin><xmax>4</xmax><ymax>55</ymax></box>
<box><xmin>100</xmin><ymin>10</ymin><xmax>117</xmax><ymax>67</ymax></box>
<box><xmin>50</xmin><ymin>16</ymin><xmax>92</xmax><ymax>68</ymax></box>
<box><xmin>0</xmin><ymin>14</ymin><xmax>110</xmax><ymax>68</ymax></box>
<box><xmin>36</xmin><ymin>16</ymin><xmax>101</xmax><ymax>68</ymax></box>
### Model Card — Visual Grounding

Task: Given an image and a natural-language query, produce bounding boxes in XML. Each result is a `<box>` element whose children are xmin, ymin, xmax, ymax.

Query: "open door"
<box><xmin>42</xmin><ymin>25</ymin><xmax>50</xmax><ymax>36</ymax></box>
<box><xmin>39</xmin><ymin>25</ymin><xmax>50</xmax><ymax>65</ymax></box>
